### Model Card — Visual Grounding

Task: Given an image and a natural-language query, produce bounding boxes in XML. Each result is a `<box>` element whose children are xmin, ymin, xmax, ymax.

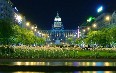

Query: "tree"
<box><xmin>9</xmin><ymin>24</ymin><xmax>22</xmax><ymax>45</ymax></box>
<box><xmin>85</xmin><ymin>31</ymin><xmax>98</xmax><ymax>45</ymax></box>
<box><xmin>85</xmin><ymin>28</ymin><xmax>113</xmax><ymax>47</ymax></box>
<box><xmin>109</xmin><ymin>27</ymin><xmax>116</xmax><ymax>43</ymax></box>
<box><xmin>0</xmin><ymin>19</ymin><xmax>14</xmax><ymax>45</ymax></box>
<box><xmin>66</xmin><ymin>37</ymin><xmax>73</xmax><ymax>44</ymax></box>
<box><xmin>74</xmin><ymin>38</ymin><xmax>83</xmax><ymax>46</ymax></box>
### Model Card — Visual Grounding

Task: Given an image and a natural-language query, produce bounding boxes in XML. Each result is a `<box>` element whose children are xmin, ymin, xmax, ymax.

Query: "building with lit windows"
<box><xmin>0</xmin><ymin>0</ymin><xmax>13</xmax><ymax>19</ymax></box>
<box><xmin>79</xmin><ymin>11</ymin><xmax>116</xmax><ymax>39</ymax></box>
<box><xmin>0</xmin><ymin>0</ymin><xmax>26</xmax><ymax>28</ymax></box>
<box><xmin>111</xmin><ymin>11</ymin><xmax>116</xmax><ymax>25</ymax></box>
<box><xmin>37</xmin><ymin>12</ymin><xmax>79</xmax><ymax>44</ymax></box>
<box><xmin>92</xmin><ymin>11</ymin><xmax>116</xmax><ymax>30</ymax></box>
<box><xmin>0</xmin><ymin>0</ymin><xmax>79</xmax><ymax>45</ymax></box>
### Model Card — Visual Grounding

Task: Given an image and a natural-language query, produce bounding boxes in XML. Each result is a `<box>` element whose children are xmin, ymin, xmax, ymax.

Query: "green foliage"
<box><xmin>0</xmin><ymin>19</ymin><xmax>45</xmax><ymax>46</ymax></box>
<box><xmin>108</xmin><ymin>27</ymin><xmax>116</xmax><ymax>43</ymax></box>
<box><xmin>0</xmin><ymin>19</ymin><xmax>14</xmax><ymax>45</ymax></box>
<box><xmin>85</xmin><ymin>26</ymin><xmax>116</xmax><ymax>47</ymax></box>
<box><xmin>85</xmin><ymin>31</ymin><xmax>98</xmax><ymax>44</ymax></box>
<box><xmin>6</xmin><ymin>23</ymin><xmax>35</xmax><ymax>45</ymax></box>
<box><xmin>66</xmin><ymin>38</ymin><xmax>73</xmax><ymax>44</ymax></box>
<box><xmin>74</xmin><ymin>38</ymin><xmax>83</xmax><ymax>45</ymax></box>
<box><xmin>0</xmin><ymin>46</ymin><xmax>14</xmax><ymax>54</ymax></box>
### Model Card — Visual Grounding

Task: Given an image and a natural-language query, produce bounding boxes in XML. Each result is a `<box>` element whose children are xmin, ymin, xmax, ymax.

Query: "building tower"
<box><xmin>51</xmin><ymin>12</ymin><xmax>65</xmax><ymax>44</ymax></box>
<box><xmin>52</xmin><ymin>12</ymin><xmax>64</xmax><ymax>30</ymax></box>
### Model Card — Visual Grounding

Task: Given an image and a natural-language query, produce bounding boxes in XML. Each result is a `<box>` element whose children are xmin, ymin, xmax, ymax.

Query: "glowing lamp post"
<box><xmin>83</xmin><ymin>29</ymin><xmax>86</xmax><ymax>32</ymax></box>
<box><xmin>15</xmin><ymin>15</ymin><xmax>22</xmax><ymax>24</ymax></box>
<box><xmin>93</xmin><ymin>23</ymin><xmax>97</xmax><ymax>28</ymax></box>
<box><xmin>87</xmin><ymin>27</ymin><xmax>90</xmax><ymax>30</ymax></box>
<box><xmin>31</xmin><ymin>26</ymin><xmax>34</xmax><ymax>30</ymax></box>
<box><xmin>34</xmin><ymin>29</ymin><xmax>37</xmax><ymax>32</ymax></box>
<box><xmin>26</xmin><ymin>22</ymin><xmax>30</xmax><ymax>26</ymax></box>
<box><xmin>105</xmin><ymin>16</ymin><xmax>111</xmax><ymax>21</ymax></box>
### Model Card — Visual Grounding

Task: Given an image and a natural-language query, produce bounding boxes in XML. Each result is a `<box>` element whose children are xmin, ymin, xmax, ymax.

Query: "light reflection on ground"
<box><xmin>11</xmin><ymin>62</ymin><xmax>116</xmax><ymax>66</ymax></box>
<box><xmin>12</xmin><ymin>71</ymin><xmax>116</xmax><ymax>73</ymax></box>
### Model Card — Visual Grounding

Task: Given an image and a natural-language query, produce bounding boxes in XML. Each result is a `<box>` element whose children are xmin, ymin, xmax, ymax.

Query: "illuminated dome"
<box><xmin>54</xmin><ymin>12</ymin><xmax>61</xmax><ymax>21</ymax></box>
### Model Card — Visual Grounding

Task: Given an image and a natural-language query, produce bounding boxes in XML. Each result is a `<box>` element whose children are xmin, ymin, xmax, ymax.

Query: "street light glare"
<box><xmin>16</xmin><ymin>15</ymin><xmax>22</xmax><ymax>23</ymax></box>
<box><xmin>31</xmin><ymin>26</ymin><xmax>34</xmax><ymax>29</ymax></box>
<box><xmin>34</xmin><ymin>29</ymin><xmax>37</xmax><ymax>31</ymax></box>
<box><xmin>105</xmin><ymin>16</ymin><xmax>110</xmax><ymax>21</ymax></box>
<box><xmin>26</xmin><ymin>22</ymin><xmax>30</xmax><ymax>26</ymax></box>
<box><xmin>87</xmin><ymin>27</ymin><xmax>90</xmax><ymax>30</ymax></box>
<box><xmin>93</xmin><ymin>23</ymin><xmax>97</xmax><ymax>28</ymax></box>
<box><xmin>17</xmin><ymin>15</ymin><xmax>22</xmax><ymax>20</ymax></box>
<box><xmin>83</xmin><ymin>29</ymin><xmax>86</xmax><ymax>32</ymax></box>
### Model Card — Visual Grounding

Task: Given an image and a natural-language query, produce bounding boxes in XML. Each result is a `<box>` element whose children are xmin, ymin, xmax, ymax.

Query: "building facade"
<box><xmin>79</xmin><ymin>11</ymin><xmax>116</xmax><ymax>39</ymax></box>
<box><xmin>94</xmin><ymin>11</ymin><xmax>116</xmax><ymax>30</ymax></box>
<box><xmin>0</xmin><ymin>0</ymin><xmax>27</xmax><ymax>28</ymax></box>
<box><xmin>0</xmin><ymin>0</ymin><xmax>13</xmax><ymax>19</ymax></box>
<box><xmin>111</xmin><ymin>11</ymin><xmax>116</xmax><ymax>24</ymax></box>
<box><xmin>37</xmin><ymin>12</ymin><xmax>79</xmax><ymax>44</ymax></box>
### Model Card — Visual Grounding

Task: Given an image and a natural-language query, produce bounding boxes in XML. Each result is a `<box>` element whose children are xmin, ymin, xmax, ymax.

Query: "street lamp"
<box><xmin>16</xmin><ymin>15</ymin><xmax>22</xmax><ymax>24</ymax></box>
<box><xmin>92</xmin><ymin>23</ymin><xmax>97</xmax><ymax>28</ymax></box>
<box><xmin>87</xmin><ymin>27</ymin><xmax>90</xmax><ymax>30</ymax></box>
<box><xmin>31</xmin><ymin>26</ymin><xmax>34</xmax><ymax>30</ymax></box>
<box><xmin>17</xmin><ymin>16</ymin><xmax>22</xmax><ymax>20</ymax></box>
<box><xmin>105</xmin><ymin>15</ymin><xmax>111</xmax><ymax>21</ymax></box>
<box><xmin>34</xmin><ymin>29</ymin><xmax>37</xmax><ymax>32</ymax></box>
<box><xmin>26</xmin><ymin>22</ymin><xmax>30</xmax><ymax>26</ymax></box>
<box><xmin>83</xmin><ymin>29</ymin><xmax>86</xmax><ymax>32</ymax></box>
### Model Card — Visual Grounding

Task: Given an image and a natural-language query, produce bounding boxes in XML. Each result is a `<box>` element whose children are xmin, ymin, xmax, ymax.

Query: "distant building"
<box><xmin>0</xmin><ymin>0</ymin><xmax>26</xmax><ymax>28</ymax></box>
<box><xmin>52</xmin><ymin>12</ymin><xmax>64</xmax><ymax>30</ymax></box>
<box><xmin>79</xmin><ymin>11</ymin><xmax>116</xmax><ymax>39</ymax></box>
<box><xmin>94</xmin><ymin>13</ymin><xmax>111</xmax><ymax>29</ymax></box>
<box><xmin>111</xmin><ymin>11</ymin><xmax>116</xmax><ymax>24</ymax></box>
<box><xmin>0</xmin><ymin>0</ymin><xmax>13</xmax><ymax>19</ymax></box>
<box><xmin>94</xmin><ymin>11</ymin><xmax>116</xmax><ymax>30</ymax></box>
<box><xmin>80</xmin><ymin>11</ymin><xmax>116</xmax><ymax>31</ymax></box>
<box><xmin>37</xmin><ymin>12</ymin><xmax>79</xmax><ymax>44</ymax></box>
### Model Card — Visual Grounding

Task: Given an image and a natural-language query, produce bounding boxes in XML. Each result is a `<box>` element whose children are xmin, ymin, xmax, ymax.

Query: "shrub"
<box><xmin>0</xmin><ymin>46</ymin><xmax>14</xmax><ymax>54</ymax></box>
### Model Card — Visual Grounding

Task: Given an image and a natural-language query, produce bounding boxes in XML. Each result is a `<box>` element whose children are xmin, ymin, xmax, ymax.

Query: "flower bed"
<box><xmin>0</xmin><ymin>46</ymin><xmax>116</xmax><ymax>59</ymax></box>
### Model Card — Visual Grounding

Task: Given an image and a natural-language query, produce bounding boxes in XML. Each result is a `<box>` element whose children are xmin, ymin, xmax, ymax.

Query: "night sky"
<box><xmin>10</xmin><ymin>0</ymin><xmax>116</xmax><ymax>30</ymax></box>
